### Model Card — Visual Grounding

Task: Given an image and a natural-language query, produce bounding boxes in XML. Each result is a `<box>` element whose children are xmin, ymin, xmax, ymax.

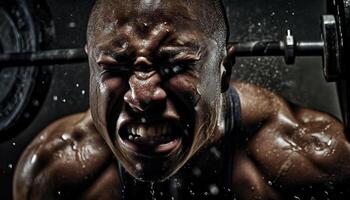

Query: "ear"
<box><xmin>221</xmin><ymin>46</ymin><xmax>235</xmax><ymax>93</ymax></box>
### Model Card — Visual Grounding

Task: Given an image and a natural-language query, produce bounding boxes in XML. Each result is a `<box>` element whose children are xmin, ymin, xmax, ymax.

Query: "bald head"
<box><xmin>86</xmin><ymin>0</ymin><xmax>231</xmax><ymax>181</ymax></box>
<box><xmin>87</xmin><ymin>0</ymin><xmax>228</xmax><ymax>49</ymax></box>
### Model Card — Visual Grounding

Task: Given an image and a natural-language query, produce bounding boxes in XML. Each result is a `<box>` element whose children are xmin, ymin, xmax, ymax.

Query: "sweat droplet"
<box><xmin>209</xmin><ymin>184</ymin><xmax>219</xmax><ymax>195</ymax></box>
<box><xmin>68</xmin><ymin>22</ymin><xmax>76</xmax><ymax>28</ymax></box>
<box><xmin>135</xmin><ymin>163</ymin><xmax>142</xmax><ymax>171</ymax></box>
<box><xmin>327</xmin><ymin>139</ymin><xmax>332</xmax><ymax>146</ymax></box>
<box><xmin>193</xmin><ymin>167</ymin><xmax>202</xmax><ymax>177</ymax></box>
<box><xmin>31</xmin><ymin>154</ymin><xmax>37</xmax><ymax>164</ymax></box>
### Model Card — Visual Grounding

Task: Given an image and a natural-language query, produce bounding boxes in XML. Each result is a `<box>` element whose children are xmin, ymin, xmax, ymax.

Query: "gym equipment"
<box><xmin>0</xmin><ymin>0</ymin><xmax>53</xmax><ymax>142</ymax></box>
<box><xmin>0</xmin><ymin>0</ymin><xmax>349</xmax><ymax>141</ymax></box>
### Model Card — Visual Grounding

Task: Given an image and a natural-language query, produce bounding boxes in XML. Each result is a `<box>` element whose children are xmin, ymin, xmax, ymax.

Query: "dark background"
<box><xmin>0</xmin><ymin>0</ymin><xmax>341</xmax><ymax>199</ymax></box>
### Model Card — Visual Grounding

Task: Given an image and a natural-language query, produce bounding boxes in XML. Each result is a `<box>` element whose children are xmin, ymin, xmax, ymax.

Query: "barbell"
<box><xmin>0</xmin><ymin>27</ymin><xmax>341</xmax><ymax>81</ymax></box>
<box><xmin>0</xmin><ymin>0</ymin><xmax>349</xmax><ymax>141</ymax></box>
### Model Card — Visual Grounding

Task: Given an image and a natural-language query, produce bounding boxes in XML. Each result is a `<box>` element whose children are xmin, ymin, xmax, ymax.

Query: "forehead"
<box><xmin>88</xmin><ymin>0</ymin><xmax>206</xmax><ymax>44</ymax></box>
<box><xmin>93</xmin><ymin>0</ymin><xmax>198</xmax><ymax>20</ymax></box>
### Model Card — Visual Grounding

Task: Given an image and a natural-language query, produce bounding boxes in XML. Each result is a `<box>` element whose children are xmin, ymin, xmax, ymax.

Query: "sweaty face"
<box><xmin>87</xmin><ymin>0</ymin><xmax>224</xmax><ymax>181</ymax></box>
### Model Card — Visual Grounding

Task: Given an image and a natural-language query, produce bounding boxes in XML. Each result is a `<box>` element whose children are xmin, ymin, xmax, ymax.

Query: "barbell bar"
<box><xmin>0</xmin><ymin>38</ymin><xmax>324</xmax><ymax>66</ymax></box>
<box><xmin>0</xmin><ymin>16</ymin><xmax>342</xmax><ymax>82</ymax></box>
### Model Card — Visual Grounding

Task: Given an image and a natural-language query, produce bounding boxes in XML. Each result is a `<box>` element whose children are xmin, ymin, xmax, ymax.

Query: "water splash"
<box><xmin>209</xmin><ymin>184</ymin><xmax>220</xmax><ymax>195</ymax></box>
<box><xmin>150</xmin><ymin>182</ymin><xmax>156</xmax><ymax>200</ymax></box>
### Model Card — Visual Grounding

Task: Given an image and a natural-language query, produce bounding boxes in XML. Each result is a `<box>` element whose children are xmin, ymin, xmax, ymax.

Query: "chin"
<box><xmin>116</xmin><ymin>139</ymin><xmax>192</xmax><ymax>182</ymax></box>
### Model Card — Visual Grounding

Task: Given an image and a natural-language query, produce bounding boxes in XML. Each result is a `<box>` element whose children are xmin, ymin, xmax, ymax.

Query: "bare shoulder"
<box><xmin>13</xmin><ymin>111</ymin><xmax>119</xmax><ymax>200</ymax></box>
<box><xmin>231</xmin><ymin>81</ymin><xmax>344</xmax><ymax>137</ymax></box>
<box><xmin>230</xmin><ymin>81</ymin><xmax>350</xmax><ymax>191</ymax></box>
<box><xmin>230</xmin><ymin>81</ymin><xmax>291</xmax><ymax>126</ymax></box>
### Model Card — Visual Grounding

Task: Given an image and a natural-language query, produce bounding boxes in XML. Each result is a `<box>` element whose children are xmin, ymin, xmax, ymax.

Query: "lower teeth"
<box><xmin>128</xmin><ymin>135</ymin><xmax>133</xmax><ymax>141</ymax></box>
<box><xmin>126</xmin><ymin>134</ymin><xmax>173</xmax><ymax>143</ymax></box>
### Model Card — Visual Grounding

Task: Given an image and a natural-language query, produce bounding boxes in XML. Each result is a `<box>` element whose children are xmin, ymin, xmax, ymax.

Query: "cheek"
<box><xmin>103</xmin><ymin>78</ymin><xmax>129</xmax><ymax>110</ymax></box>
<box><xmin>103</xmin><ymin>77</ymin><xmax>127</xmax><ymax>95</ymax></box>
<box><xmin>91</xmin><ymin>75</ymin><xmax>129</xmax><ymax>114</ymax></box>
<box><xmin>167</xmin><ymin>75</ymin><xmax>200</xmax><ymax>106</ymax></box>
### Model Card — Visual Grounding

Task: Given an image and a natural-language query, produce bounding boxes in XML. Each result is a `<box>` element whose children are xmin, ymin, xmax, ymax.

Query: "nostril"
<box><xmin>134</xmin><ymin>56</ymin><xmax>152</xmax><ymax>66</ymax></box>
<box><xmin>124</xmin><ymin>91</ymin><xmax>140</xmax><ymax>110</ymax></box>
<box><xmin>124</xmin><ymin>87</ymin><xmax>167</xmax><ymax>112</ymax></box>
<box><xmin>125</xmin><ymin>72</ymin><xmax>167</xmax><ymax>112</ymax></box>
<box><xmin>153</xmin><ymin>88</ymin><xmax>167</xmax><ymax>101</ymax></box>
<box><xmin>124</xmin><ymin>91</ymin><xmax>132</xmax><ymax>104</ymax></box>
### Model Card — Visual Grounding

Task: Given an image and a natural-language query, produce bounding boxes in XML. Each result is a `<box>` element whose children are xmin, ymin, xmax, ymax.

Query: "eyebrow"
<box><xmin>94</xmin><ymin>43</ymin><xmax>201</xmax><ymax>64</ymax></box>
<box><xmin>158</xmin><ymin>46</ymin><xmax>201</xmax><ymax>59</ymax></box>
<box><xmin>94</xmin><ymin>49</ymin><xmax>129</xmax><ymax>64</ymax></box>
<box><xmin>95</xmin><ymin>53</ymin><xmax>118</xmax><ymax>65</ymax></box>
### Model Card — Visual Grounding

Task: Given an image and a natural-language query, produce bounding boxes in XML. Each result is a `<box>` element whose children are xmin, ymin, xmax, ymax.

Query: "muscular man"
<box><xmin>13</xmin><ymin>0</ymin><xmax>350</xmax><ymax>199</ymax></box>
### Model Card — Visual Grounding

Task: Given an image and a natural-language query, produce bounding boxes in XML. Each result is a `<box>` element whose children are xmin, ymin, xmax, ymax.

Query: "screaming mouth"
<box><xmin>118</xmin><ymin>121</ymin><xmax>185</xmax><ymax>156</ymax></box>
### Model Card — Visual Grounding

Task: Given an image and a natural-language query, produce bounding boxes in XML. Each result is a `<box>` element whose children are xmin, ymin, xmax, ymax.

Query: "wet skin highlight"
<box><xmin>13</xmin><ymin>0</ymin><xmax>350</xmax><ymax>199</ymax></box>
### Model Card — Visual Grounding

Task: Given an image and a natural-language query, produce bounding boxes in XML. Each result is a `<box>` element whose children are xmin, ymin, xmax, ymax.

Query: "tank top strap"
<box><xmin>222</xmin><ymin>86</ymin><xmax>242</xmax><ymax>194</ymax></box>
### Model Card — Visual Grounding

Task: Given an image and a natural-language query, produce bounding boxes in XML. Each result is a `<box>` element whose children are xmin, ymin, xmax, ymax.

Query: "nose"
<box><xmin>124</xmin><ymin>71</ymin><xmax>167</xmax><ymax>112</ymax></box>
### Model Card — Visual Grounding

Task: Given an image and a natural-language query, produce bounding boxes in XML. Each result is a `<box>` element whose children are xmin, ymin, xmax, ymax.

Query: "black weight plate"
<box><xmin>326</xmin><ymin>0</ymin><xmax>349</xmax><ymax>74</ymax></box>
<box><xmin>0</xmin><ymin>0</ymin><xmax>53</xmax><ymax>142</ymax></box>
<box><xmin>339</xmin><ymin>0</ymin><xmax>350</xmax><ymax>135</ymax></box>
<box><xmin>327</xmin><ymin>0</ymin><xmax>350</xmax><ymax>135</ymax></box>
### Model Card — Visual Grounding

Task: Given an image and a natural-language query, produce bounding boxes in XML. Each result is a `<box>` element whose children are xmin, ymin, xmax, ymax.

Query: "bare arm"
<box><xmin>13</xmin><ymin>111</ymin><xmax>121</xmax><ymax>200</ymax></box>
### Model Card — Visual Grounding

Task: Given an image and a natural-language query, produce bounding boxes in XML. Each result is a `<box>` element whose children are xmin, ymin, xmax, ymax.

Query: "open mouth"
<box><xmin>117</xmin><ymin>121</ymin><xmax>185</xmax><ymax>156</ymax></box>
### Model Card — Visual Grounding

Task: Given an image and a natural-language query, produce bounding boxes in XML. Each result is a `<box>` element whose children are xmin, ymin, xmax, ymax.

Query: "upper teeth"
<box><xmin>127</xmin><ymin>123</ymin><xmax>171</xmax><ymax>138</ymax></box>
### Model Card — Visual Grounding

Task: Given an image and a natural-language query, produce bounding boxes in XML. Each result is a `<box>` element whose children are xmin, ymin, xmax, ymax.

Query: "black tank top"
<box><xmin>221</xmin><ymin>86</ymin><xmax>242</xmax><ymax>199</ymax></box>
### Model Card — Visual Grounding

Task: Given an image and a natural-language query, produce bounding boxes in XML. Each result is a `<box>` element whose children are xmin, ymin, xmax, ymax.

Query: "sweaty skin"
<box><xmin>14</xmin><ymin>0</ymin><xmax>350</xmax><ymax>199</ymax></box>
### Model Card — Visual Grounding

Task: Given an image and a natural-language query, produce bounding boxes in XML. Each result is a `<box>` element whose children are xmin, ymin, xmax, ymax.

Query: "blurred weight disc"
<box><xmin>0</xmin><ymin>0</ymin><xmax>53</xmax><ymax>142</ymax></box>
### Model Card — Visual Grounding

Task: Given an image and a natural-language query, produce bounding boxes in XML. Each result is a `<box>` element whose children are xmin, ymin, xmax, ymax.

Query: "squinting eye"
<box><xmin>99</xmin><ymin>64</ymin><xmax>131</xmax><ymax>75</ymax></box>
<box><xmin>172</xmin><ymin>65</ymin><xmax>184</xmax><ymax>74</ymax></box>
<box><xmin>159</xmin><ymin>63</ymin><xmax>194</xmax><ymax>78</ymax></box>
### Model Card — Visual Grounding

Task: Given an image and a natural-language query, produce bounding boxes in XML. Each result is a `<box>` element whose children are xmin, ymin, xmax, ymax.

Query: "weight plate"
<box><xmin>327</xmin><ymin>0</ymin><xmax>350</xmax><ymax>135</ymax></box>
<box><xmin>326</xmin><ymin>0</ymin><xmax>348</xmax><ymax>75</ymax></box>
<box><xmin>342</xmin><ymin>0</ymin><xmax>350</xmax><ymax>136</ymax></box>
<box><xmin>0</xmin><ymin>0</ymin><xmax>53</xmax><ymax>142</ymax></box>
<box><xmin>321</xmin><ymin>15</ymin><xmax>342</xmax><ymax>81</ymax></box>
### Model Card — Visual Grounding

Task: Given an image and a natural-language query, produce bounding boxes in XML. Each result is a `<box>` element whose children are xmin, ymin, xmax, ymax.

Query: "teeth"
<box><xmin>131</xmin><ymin>127</ymin><xmax>136</xmax><ymax>135</ymax></box>
<box><xmin>136</xmin><ymin>126</ymin><xmax>145</xmax><ymax>136</ymax></box>
<box><xmin>128</xmin><ymin>135</ymin><xmax>134</xmax><ymax>141</ymax></box>
<box><xmin>126</xmin><ymin>123</ymin><xmax>175</xmax><ymax>140</ymax></box>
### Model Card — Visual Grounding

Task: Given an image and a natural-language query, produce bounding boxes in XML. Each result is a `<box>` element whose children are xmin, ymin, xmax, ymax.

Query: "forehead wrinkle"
<box><xmin>136</xmin><ymin>0</ymin><xmax>162</xmax><ymax>11</ymax></box>
<box><xmin>108</xmin><ymin>0</ymin><xmax>197</xmax><ymax>23</ymax></box>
